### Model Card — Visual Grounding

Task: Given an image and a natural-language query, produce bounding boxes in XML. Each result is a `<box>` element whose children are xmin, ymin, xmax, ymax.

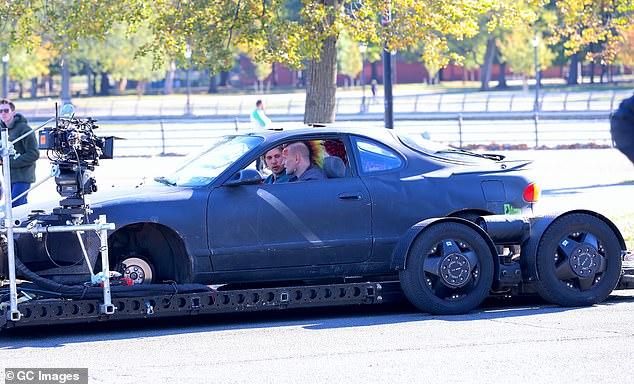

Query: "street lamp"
<box><xmin>184</xmin><ymin>44</ymin><xmax>192</xmax><ymax>116</ymax></box>
<box><xmin>2</xmin><ymin>54</ymin><xmax>9</xmax><ymax>99</ymax></box>
<box><xmin>359</xmin><ymin>43</ymin><xmax>367</xmax><ymax>113</ymax></box>
<box><xmin>532</xmin><ymin>36</ymin><xmax>540</xmax><ymax>112</ymax></box>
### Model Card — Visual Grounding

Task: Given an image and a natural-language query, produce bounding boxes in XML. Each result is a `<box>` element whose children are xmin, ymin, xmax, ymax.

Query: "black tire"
<box><xmin>399</xmin><ymin>222</ymin><xmax>494</xmax><ymax>315</ymax></box>
<box><xmin>534</xmin><ymin>213</ymin><xmax>622</xmax><ymax>307</ymax></box>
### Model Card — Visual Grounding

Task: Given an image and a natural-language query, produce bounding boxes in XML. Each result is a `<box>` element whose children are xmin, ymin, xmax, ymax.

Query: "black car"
<box><xmin>11</xmin><ymin>126</ymin><xmax>538</xmax><ymax>292</ymax></box>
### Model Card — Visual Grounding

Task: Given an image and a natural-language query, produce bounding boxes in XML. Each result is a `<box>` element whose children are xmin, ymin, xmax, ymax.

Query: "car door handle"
<box><xmin>338</xmin><ymin>192</ymin><xmax>363</xmax><ymax>200</ymax></box>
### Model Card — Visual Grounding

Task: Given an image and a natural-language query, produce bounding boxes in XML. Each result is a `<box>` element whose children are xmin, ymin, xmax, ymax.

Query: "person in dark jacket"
<box><xmin>283</xmin><ymin>142</ymin><xmax>326</xmax><ymax>182</ymax></box>
<box><xmin>0</xmin><ymin>99</ymin><xmax>39</xmax><ymax>207</ymax></box>
<box><xmin>611</xmin><ymin>93</ymin><xmax>634</xmax><ymax>165</ymax></box>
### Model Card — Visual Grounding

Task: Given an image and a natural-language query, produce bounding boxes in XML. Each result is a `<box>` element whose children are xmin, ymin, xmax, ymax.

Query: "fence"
<box><xmin>22</xmin><ymin>89</ymin><xmax>632</xmax><ymax>120</ymax></box>
<box><xmin>21</xmin><ymin>89</ymin><xmax>631</xmax><ymax>156</ymax></box>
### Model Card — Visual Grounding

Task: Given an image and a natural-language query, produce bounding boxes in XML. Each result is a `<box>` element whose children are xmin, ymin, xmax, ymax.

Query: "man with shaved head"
<box><xmin>283</xmin><ymin>142</ymin><xmax>326</xmax><ymax>181</ymax></box>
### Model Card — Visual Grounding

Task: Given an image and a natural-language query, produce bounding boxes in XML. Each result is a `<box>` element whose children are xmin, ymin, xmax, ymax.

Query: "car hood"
<box><xmin>12</xmin><ymin>184</ymin><xmax>195</xmax><ymax>221</ymax></box>
<box><xmin>88</xmin><ymin>184</ymin><xmax>195</xmax><ymax>208</ymax></box>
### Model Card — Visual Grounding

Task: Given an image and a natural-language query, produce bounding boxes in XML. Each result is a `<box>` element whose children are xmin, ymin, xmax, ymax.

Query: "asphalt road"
<box><xmin>1</xmin><ymin>294</ymin><xmax>634</xmax><ymax>383</ymax></box>
<box><xmin>2</xmin><ymin>148</ymin><xmax>633</xmax><ymax>384</ymax></box>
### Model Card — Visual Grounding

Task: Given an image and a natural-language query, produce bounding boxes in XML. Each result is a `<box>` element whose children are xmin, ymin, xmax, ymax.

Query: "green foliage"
<box><xmin>499</xmin><ymin>29</ymin><xmax>555</xmax><ymax>77</ymax></box>
<box><xmin>615</xmin><ymin>24</ymin><xmax>634</xmax><ymax>67</ymax></box>
<box><xmin>551</xmin><ymin>0</ymin><xmax>634</xmax><ymax>63</ymax></box>
<box><xmin>336</xmin><ymin>31</ymin><xmax>362</xmax><ymax>80</ymax></box>
<box><xmin>6</xmin><ymin>44</ymin><xmax>52</xmax><ymax>82</ymax></box>
<box><xmin>253</xmin><ymin>61</ymin><xmax>273</xmax><ymax>82</ymax></box>
<box><xmin>1</xmin><ymin>0</ymin><xmax>633</xmax><ymax>98</ymax></box>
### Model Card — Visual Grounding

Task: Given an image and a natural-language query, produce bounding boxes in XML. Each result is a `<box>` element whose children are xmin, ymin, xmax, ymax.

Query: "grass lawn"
<box><xmin>610</xmin><ymin>213</ymin><xmax>634</xmax><ymax>251</ymax></box>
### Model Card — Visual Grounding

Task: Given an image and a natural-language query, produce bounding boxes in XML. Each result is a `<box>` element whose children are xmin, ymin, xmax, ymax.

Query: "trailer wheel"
<box><xmin>534</xmin><ymin>213</ymin><xmax>622</xmax><ymax>306</ymax></box>
<box><xmin>119</xmin><ymin>257</ymin><xmax>154</xmax><ymax>285</ymax></box>
<box><xmin>399</xmin><ymin>222</ymin><xmax>494</xmax><ymax>315</ymax></box>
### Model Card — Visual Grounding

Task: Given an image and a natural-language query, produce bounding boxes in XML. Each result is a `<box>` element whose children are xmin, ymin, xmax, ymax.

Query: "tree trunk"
<box><xmin>86</xmin><ymin>65</ymin><xmax>94</xmax><ymax>97</ymax></box>
<box><xmin>207</xmin><ymin>73</ymin><xmax>218</xmax><ymax>93</ymax></box>
<box><xmin>219</xmin><ymin>71</ymin><xmax>230</xmax><ymax>86</ymax></box>
<box><xmin>496</xmin><ymin>62</ymin><xmax>508</xmax><ymax>89</ymax></box>
<box><xmin>136</xmin><ymin>80</ymin><xmax>146</xmax><ymax>96</ymax></box>
<box><xmin>18</xmin><ymin>83</ymin><xmax>23</xmax><ymax>99</ymax></box>
<box><xmin>304</xmin><ymin>34</ymin><xmax>338</xmax><ymax>124</ymax></box>
<box><xmin>46</xmin><ymin>75</ymin><xmax>53</xmax><ymax>96</ymax></box>
<box><xmin>567</xmin><ymin>53</ymin><xmax>579</xmax><ymax>85</ymax></box>
<box><xmin>61</xmin><ymin>52</ymin><xmax>71</xmax><ymax>103</ymax></box>
<box><xmin>30</xmin><ymin>78</ymin><xmax>37</xmax><ymax>99</ymax></box>
<box><xmin>371</xmin><ymin>61</ymin><xmax>378</xmax><ymax>83</ymax></box>
<box><xmin>164</xmin><ymin>62</ymin><xmax>175</xmax><ymax>94</ymax></box>
<box><xmin>589</xmin><ymin>61</ymin><xmax>595</xmax><ymax>84</ymax></box>
<box><xmin>271</xmin><ymin>63</ymin><xmax>278</xmax><ymax>87</ymax></box>
<box><xmin>304</xmin><ymin>0</ymin><xmax>339</xmax><ymax>125</ymax></box>
<box><xmin>480</xmin><ymin>37</ymin><xmax>496</xmax><ymax>91</ymax></box>
<box><xmin>100</xmin><ymin>72</ymin><xmax>110</xmax><ymax>95</ymax></box>
<box><xmin>91</xmin><ymin>71</ymin><xmax>97</xmax><ymax>95</ymax></box>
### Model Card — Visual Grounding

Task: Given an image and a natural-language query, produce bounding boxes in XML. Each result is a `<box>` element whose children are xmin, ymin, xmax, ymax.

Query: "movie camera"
<box><xmin>38</xmin><ymin>105</ymin><xmax>113</xmax><ymax>213</ymax></box>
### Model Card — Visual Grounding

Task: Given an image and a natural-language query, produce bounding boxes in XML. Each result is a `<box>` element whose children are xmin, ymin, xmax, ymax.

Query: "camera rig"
<box><xmin>38</xmin><ymin>113</ymin><xmax>113</xmax><ymax>217</ymax></box>
<box><xmin>1</xmin><ymin>105</ymin><xmax>117</xmax><ymax>321</ymax></box>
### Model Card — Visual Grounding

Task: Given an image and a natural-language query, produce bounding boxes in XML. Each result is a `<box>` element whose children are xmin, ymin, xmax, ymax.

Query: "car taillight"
<box><xmin>523</xmin><ymin>183</ymin><xmax>540</xmax><ymax>202</ymax></box>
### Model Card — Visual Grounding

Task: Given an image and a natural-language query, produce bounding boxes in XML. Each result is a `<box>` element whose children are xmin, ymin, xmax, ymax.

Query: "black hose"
<box><xmin>14</xmin><ymin>257</ymin><xmax>211</xmax><ymax>300</ymax></box>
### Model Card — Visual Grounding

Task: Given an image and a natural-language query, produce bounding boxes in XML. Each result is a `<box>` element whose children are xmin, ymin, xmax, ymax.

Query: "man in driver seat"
<box><xmin>283</xmin><ymin>142</ymin><xmax>326</xmax><ymax>182</ymax></box>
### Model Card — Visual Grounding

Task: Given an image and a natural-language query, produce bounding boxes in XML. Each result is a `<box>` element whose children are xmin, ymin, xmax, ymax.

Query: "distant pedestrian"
<box><xmin>0</xmin><ymin>99</ymin><xmax>39</xmax><ymax>207</ymax></box>
<box><xmin>610</xmin><ymin>93</ymin><xmax>634</xmax><ymax>165</ymax></box>
<box><xmin>250</xmin><ymin>99</ymin><xmax>271</xmax><ymax>129</ymax></box>
<box><xmin>370</xmin><ymin>79</ymin><xmax>378</xmax><ymax>99</ymax></box>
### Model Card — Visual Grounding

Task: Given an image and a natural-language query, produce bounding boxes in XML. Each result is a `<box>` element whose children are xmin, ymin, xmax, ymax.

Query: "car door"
<box><xmin>207</xmin><ymin>138</ymin><xmax>372</xmax><ymax>272</ymax></box>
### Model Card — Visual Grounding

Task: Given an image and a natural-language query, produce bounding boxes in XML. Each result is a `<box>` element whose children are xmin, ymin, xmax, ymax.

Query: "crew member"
<box><xmin>0</xmin><ymin>99</ymin><xmax>39</xmax><ymax>207</ymax></box>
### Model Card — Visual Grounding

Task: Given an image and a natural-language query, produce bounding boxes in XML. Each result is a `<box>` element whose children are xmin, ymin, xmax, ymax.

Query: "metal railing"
<box><xmin>20</xmin><ymin>89</ymin><xmax>633</xmax><ymax>121</ymax></box>
<box><xmin>19</xmin><ymin>89</ymin><xmax>631</xmax><ymax>156</ymax></box>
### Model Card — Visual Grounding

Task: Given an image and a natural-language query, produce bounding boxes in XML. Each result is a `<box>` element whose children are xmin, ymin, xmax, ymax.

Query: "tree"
<box><xmin>499</xmin><ymin>30</ymin><xmax>554</xmax><ymax>91</ymax></box>
<box><xmin>615</xmin><ymin>24</ymin><xmax>634</xmax><ymax>68</ymax></box>
<box><xmin>551</xmin><ymin>0</ymin><xmax>634</xmax><ymax>84</ymax></box>
<box><xmin>498</xmin><ymin>6</ymin><xmax>555</xmax><ymax>91</ymax></box>
<box><xmin>0</xmin><ymin>0</ymin><xmax>150</xmax><ymax>100</ymax></box>
<box><xmin>337</xmin><ymin>31</ymin><xmax>362</xmax><ymax>87</ymax></box>
<box><xmin>253</xmin><ymin>59</ymin><xmax>273</xmax><ymax>93</ymax></box>
<box><xmin>2</xmin><ymin>0</ymin><xmax>545</xmax><ymax>123</ymax></box>
<box><xmin>5</xmin><ymin>40</ymin><xmax>53</xmax><ymax>98</ymax></box>
<box><xmin>447</xmin><ymin>35</ymin><xmax>486</xmax><ymax>83</ymax></box>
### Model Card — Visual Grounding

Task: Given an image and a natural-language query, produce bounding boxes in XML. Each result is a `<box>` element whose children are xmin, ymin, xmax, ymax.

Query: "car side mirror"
<box><xmin>224</xmin><ymin>169</ymin><xmax>262</xmax><ymax>186</ymax></box>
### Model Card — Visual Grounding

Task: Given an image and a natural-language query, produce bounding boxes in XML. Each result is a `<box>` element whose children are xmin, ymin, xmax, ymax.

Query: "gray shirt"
<box><xmin>294</xmin><ymin>165</ymin><xmax>326</xmax><ymax>182</ymax></box>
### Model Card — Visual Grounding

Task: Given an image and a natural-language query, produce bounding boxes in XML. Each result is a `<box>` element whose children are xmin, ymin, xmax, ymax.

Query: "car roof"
<box><xmin>243</xmin><ymin>126</ymin><xmax>401</xmax><ymax>144</ymax></box>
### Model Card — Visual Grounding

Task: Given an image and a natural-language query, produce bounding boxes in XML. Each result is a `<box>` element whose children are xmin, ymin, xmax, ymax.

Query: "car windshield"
<box><xmin>398</xmin><ymin>133</ymin><xmax>501</xmax><ymax>163</ymax></box>
<box><xmin>159</xmin><ymin>135</ymin><xmax>264</xmax><ymax>186</ymax></box>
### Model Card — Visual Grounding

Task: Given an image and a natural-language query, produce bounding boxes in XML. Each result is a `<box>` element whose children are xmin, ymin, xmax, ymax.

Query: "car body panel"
<box><xmin>9</xmin><ymin>126</ymin><xmax>536</xmax><ymax>285</ymax></box>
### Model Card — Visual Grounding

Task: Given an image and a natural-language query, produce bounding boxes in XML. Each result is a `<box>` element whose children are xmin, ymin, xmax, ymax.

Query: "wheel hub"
<box><xmin>121</xmin><ymin>257</ymin><xmax>153</xmax><ymax>285</ymax></box>
<box><xmin>440</xmin><ymin>253</ymin><xmax>471</xmax><ymax>288</ymax></box>
<box><xmin>569</xmin><ymin>244</ymin><xmax>601</xmax><ymax>278</ymax></box>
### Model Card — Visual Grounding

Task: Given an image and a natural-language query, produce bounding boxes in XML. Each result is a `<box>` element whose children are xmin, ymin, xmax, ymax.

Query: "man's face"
<box><xmin>0</xmin><ymin>105</ymin><xmax>14</xmax><ymax>126</ymax></box>
<box><xmin>264</xmin><ymin>148</ymin><xmax>284</xmax><ymax>176</ymax></box>
<box><xmin>283</xmin><ymin>147</ymin><xmax>298</xmax><ymax>175</ymax></box>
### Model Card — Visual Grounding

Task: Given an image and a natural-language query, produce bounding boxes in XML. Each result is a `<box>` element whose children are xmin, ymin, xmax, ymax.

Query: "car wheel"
<box><xmin>119</xmin><ymin>257</ymin><xmax>154</xmax><ymax>285</ymax></box>
<box><xmin>534</xmin><ymin>213</ymin><xmax>622</xmax><ymax>306</ymax></box>
<box><xmin>399</xmin><ymin>222</ymin><xmax>494</xmax><ymax>315</ymax></box>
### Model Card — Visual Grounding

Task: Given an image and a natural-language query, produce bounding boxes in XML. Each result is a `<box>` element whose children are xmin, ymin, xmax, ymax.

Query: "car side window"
<box><xmin>354</xmin><ymin>138</ymin><xmax>403</xmax><ymax>173</ymax></box>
